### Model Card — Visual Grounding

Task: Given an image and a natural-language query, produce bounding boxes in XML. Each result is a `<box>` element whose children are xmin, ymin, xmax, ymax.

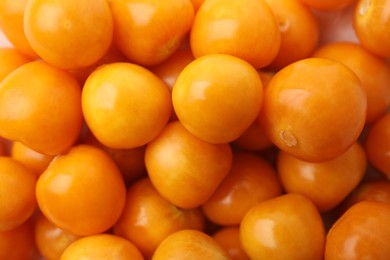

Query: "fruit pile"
<box><xmin>1</xmin><ymin>0</ymin><xmax>390</xmax><ymax>259</ymax></box>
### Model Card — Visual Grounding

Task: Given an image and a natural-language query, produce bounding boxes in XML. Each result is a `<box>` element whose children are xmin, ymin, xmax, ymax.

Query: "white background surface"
<box><xmin>0</xmin><ymin>29</ymin><xmax>11</xmax><ymax>47</ymax></box>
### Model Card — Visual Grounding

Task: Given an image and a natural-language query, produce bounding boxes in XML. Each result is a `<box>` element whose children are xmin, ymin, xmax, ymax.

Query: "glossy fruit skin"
<box><xmin>111</xmin><ymin>0</ymin><xmax>194</xmax><ymax>66</ymax></box>
<box><xmin>365</xmin><ymin>112</ymin><xmax>390</xmax><ymax>178</ymax></box>
<box><xmin>145</xmin><ymin>121</ymin><xmax>233</xmax><ymax>209</ymax></box>
<box><xmin>190</xmin><ymin>0</ymin><xmax>280</xmax><ymax>69</ymax></box>
<box><xmin>240</xmin><ymin>193</ymin><xmax>325</xmax><ymax>260</ymax></box>
<box><xmin>0</xmin><ymin>47</ymin><xmax>31</xmax><ymax>82</ymax></box>
<box><xmin>152</xmin><ymin>229</ymin><xmax>231</xmax><ymax>260</ymax></box>
<box><xmin>36</xmin><ymin>145</ymin><xmax>127</xmax><ymax>236</ymax></box>
<box><xmin>60</xmin><ymin>234</ymin><xmax>144</xmax><ymax>260</ymax></box>
<box><xmin>0</xmin><ymin>61</ymin><xmax>83</xmax><ymax>155</ymax></box>
<box><xmin>277</xmin><ymin>142</ymin><xmax>367</xmax><ymax>212</ymax></box>
<box><xmin>0</xmin><ymin>0</ymin><xmax>38</xmax><ymax>58</ymax></box>
<box><xmin>202</xmin><ymin>152</ymin><xmax>282</xmax><ymax>226</ymax></box>
<box><xmin>265</xmin><ymin>0</ymin><xmax>320</xmax><ymax>70</ymax></box>
<box><xmin>212</xmin><ymin>227</ymin><xmax>250</xmax><ymax>260</ymax></box>
<box><xmin>114</xmin><ymin>178</ymin><xmax>205</xmax><ymax>258</ymax></box>
<box><xmin>0</xmin><ymin>157</ymin><xmax>37</xmax><ymax>231</ymax></box>
<box><xmin>260</xmin><ymin>57</ymin><xmax>367</xmax><ymax>162</ymax></box>
<box><xmin>172</xmin><ymin>54</ymin><xmax>263</xmax><ymax>144</ymax></box>
<box><xmin>0</xmin><ymin>220</ymin><xmax>36</xmax><ymax>260</ymax></box>
<box><xmin>24</xmin><ymin>0</ymin><xmax>113</xmax><ymax>69</ymax></box>
<box><xmin>34</xmin><ymin>213</ymin><xmax>81</xmax><ymax>260</ymax></box>
<box><xmin>82</xmin><ymin>62</ymin><xmax>172</xmax><ymax>149</ymax></box>
<box><xmin>11</xmin><ymin>141</ymin><xmax>54</xmax><ymax>176</ymax></box>
<box><xmin>313</xmin><ymin>42</ymin><xmax>390</xmax><ymax>124</ymax></box>
<box><xmin>325</xmin><ymin>201</ymin><xmax>390</xmax><ymax>259</ymax></box>
<box><xmin>354</xmin><ymin>0</ymin><xmax>390</xmax><ymax>57</ymax></box>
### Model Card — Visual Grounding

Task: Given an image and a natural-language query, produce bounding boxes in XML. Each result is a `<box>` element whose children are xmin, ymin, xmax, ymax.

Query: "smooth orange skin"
<box><xmin>172</xmin><ymin>54</ymin><xmax>263</xmax><ymax>144</ymax></box>
<box><xmin>36</xmin><ymin>145</ymin><xmax>127</xmax><ymax>236</ymax></box>
<box><xmin>0</xmin><ymin>220</ymin><xmax>36</xmax><ymax>260</ymax></box>
<box><xmin>298</xmin><ymin>0</ymin><xmax>356</xmax><ymax>11</ymax></box>
<box><xmin>202</xmin><ymin>152</ymin><xmax>282</xmax><ymax>226</ymax></box>
<box><xmin>84</xmin><ymin>131</ymin><xmax>147</xmax><ymax>186</ymax></box>
<box><xmin>365</xmin><ymin>112</ymin><xmax>390</xmax><ymax>178</ymax></box>
<box><xmin>190</xmin><ymin>0</ymin><xmax>280</xmax><ymax>69</ymax></box>
<box><xmin>60</xmin><ymin>234</ymin><xmax>144</xmax><ymax>260</ymax></box>
<box><xmin>260</xmin><ymin>57</ymin><xmax>367</xmax><ymax>162</ymax></box>
<box><xmin>240</xmin><ymin>193</ymin><xmax>326</xmax><ymax>260</ymax></box>
<box><xmin>0</xmin><ymin>47</ymin><xmax>31</xmax><ymax>82</ymax></box>
<box><xmin>313</xmin><ymin>42</ymin><xmax>390</xmax><ymax>124</ymax></box>
<box><xmin>212</xmin><ymin>227</ymin><xmax>250</xmax><ymax>260</ymax></box>
<box><xmin>111</xmin><ymin>0</ymin><xmax>194</xmax><ymax>66</ymax></box>
<box><xmin>338</xmin><ymin>179</ymin><xmax>390</xmax><ymax>214</ymax></box>
<box><xmin>34</xmin><ymin>213</ymin><xmax>81</xmax><ymax>260</ymax></box>
<box><xmin>82</xmin><ymin>62</ymin><xmax>172</xmax><ymax>149</ymax></box>
<box><xmin>325</xmin><ymin>201</ymin><xmax>390</xmax><ymax>259</ymax></box>
<box><xmin>24</xmin><ymin>0</ymin><xmax>113</xmax><ymax>69</ymax></box>
<box><xmin>145</xmin><ymin>121</ymin><xmax>233</xmax><ymax>209</ymax></box>
<box><xmin>354</xmin><ymin>0</ymin><xmax>390</xmax><ymax>57</ymax></box>
<box><xmin>265</xmin><ymin>0</ymin><xmax>320</xmax><ymax>70</ymax></box>
<box><xmin>0</xmin><ymin>61</ymin><xmax>83</xmax><ymax>155</ymax></box>
<box><xmin>0</xmin><ymin>157</ymin><xmax>37</xmax><ymax>231</ymax></box>
<box><xmin>277</xmin><ymin>142</ymin><xmax>367</xmax><ymax>212</ymax></box>
<box><xmin>152</xmin><ymin>229</ymin><xmax>231</xmax><ymax>260</ymax></box>
<box><xmin>0</xmin><ymin>0</ymin><xmax>38</xmax><ymax>58</ymax></box>
<box><xmin>11</xmin><ymin>141</ymin><xmax>54</xmax><ymax>176</ymax></box>
<box><xmin>114</xmin><ymin>178</ymin><xmax>205</xmax><ymax>259</ymax></box>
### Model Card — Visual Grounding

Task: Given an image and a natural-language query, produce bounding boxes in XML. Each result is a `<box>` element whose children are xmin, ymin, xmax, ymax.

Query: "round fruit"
<box><xmin>260</xmin><ymin>57</ymin><xmax>367</xmax><ymax>162</ymax></box>
<box><xmin>0</xmin><ymin>61</ymin><xmax>83</xmax><ymax>155</ymax></box>
<box><xmin>24</xmin><ymin>0</ymin><xmax>113</xmax><ymax>69</ymax></box>
<box><xmin>190</xmin><ymin>0</ymin><xmax>281</xmax><ymax>68</ymax></box>
<box><xmin>145</xmin><ymin>121</ymin><xmax>233</xmax><ymax>208</ymax></box>
<box><xmin>172</xmin><ymin>54</ymin><xmax>263</xmax><ymax>144</ymax></box>
<box><xmin>354</xmin><ymin>0</ymin><xmax>390</xmax><ymax>57</ymax></box>
<box><xmin>111</xmin><ymin>0</ymin><xmax>194</xmax><ymax>66</ymax></box>
<box><xmin>82</xmin><ymin>62</ymin><xmax>172</xmax><ymax>149</ymax></box>
<box><xmin>277</xmin><ymin>142</ymin><xmax>367</xmax><ymax>212</ymax></box>
<box><xmin>36</xmin><ymin>145</ymin><xmax>126</xmax><ymax>236</ymax></box>
<box><xmin>325</xmin><ymin>201</ymin><xmax>390</xmax><ymax>259</ymax></box>
<box><xmin>313</xmin><ymin>42</ymin><xmax>390</xmax><ymax>124</ymax></box>
<box><xmin>240</xmin><ymin>193</ymin><xmax>325</xmax><ymax>260</ymax></box>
